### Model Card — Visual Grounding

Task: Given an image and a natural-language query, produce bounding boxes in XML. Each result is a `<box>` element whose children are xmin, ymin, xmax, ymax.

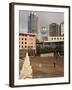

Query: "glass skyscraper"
<box><xmin>28</xmin><ymin>13</ymin><xmax>38</xmax><ymax>34</ymax></box>
<box><xmin>49</xmin><ymin>23</ymin><xmax>60</xmax><ymax>36</ymax></box>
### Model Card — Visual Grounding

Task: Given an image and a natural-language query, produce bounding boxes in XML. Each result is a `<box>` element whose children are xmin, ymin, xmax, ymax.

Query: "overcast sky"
<box><xmin>19</xmin><ymin>10</ymin><xmax>64</xmax><ymax>34</ymax></box>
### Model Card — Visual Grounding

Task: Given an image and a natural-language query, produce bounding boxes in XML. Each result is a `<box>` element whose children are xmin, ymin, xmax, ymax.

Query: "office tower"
<box><xmin>49</xmin><ymin>23</ymin><xmax>59</xmax><ymax>36</ymax></box>
<box><xmin>60</xmin><ymin>22</ymin><xmax>64</xmax><ymax>36</ymax></box>
<box><xmin>28</xmin><ymin>12</ymin><xmax>38</xmax><ymax>34</ymax></box>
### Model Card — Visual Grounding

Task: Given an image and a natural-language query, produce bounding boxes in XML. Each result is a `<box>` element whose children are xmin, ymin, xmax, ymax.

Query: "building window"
<box><xmin>22</xmin><ymin>42</ymin><xmax>23</xmax><ymax>44</ymax></box>
<box><xmin>22</xmin><ymin>46</ymin><xmax>23</xmax><ymax>48</ymax></box>
<box><xmin>25</xmin><ymin>46</ymin><xmax>27</xmax><ymax>48</ymax></box>
<box><xmin>24</xmin><ymin>35</ymin><xmax>27</xmax><ymax>36</ymax></box>
<box><xmin>54</xmin><ymin>38</ymin><xmax>56</xmax><ymax>40</ymax></box>
<box><xmin>22</xmin><ymin>38</ymin><xmax>23</xmax><ymax>40</ymax></box>
<box><xmin>51</xmin><ymin>38</ymin><xmax>53</xmax><ymax>40</ymax></box>
<box><xmin>25</xmin><ymin>38</ymin><xmax>27</xmax><ymax>40</ymax></box>
<box><xmin>31</xmin><ymin>46</ymin><xmax>33</xmax><ymax>48</ymax></box>
<box><xmin>31</xmin><ymin>42</ymin><xmax>33</xmax><ymax>44</ymax></box>
<box><xmin>25</xmin><ymin>42</ymin><xmax>27</xmax><ymax>44</ymax></box>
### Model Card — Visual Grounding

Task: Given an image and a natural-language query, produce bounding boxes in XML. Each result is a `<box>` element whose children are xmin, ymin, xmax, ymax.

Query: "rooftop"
<box><xmin>19</xmin><ymin>33</ymin><xmax>36</xmax><ymax>36</ymax></box>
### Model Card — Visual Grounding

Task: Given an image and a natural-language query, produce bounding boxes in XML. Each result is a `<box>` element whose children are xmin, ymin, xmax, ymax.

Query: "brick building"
<box><xmin>19</xmin><ymin>33</ymin><xmax>36</xmax><ymax>58</ymax></box>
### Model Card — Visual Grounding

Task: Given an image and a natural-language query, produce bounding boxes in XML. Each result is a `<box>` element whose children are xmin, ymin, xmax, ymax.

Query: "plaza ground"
<box><xmin>19</xmin><ymin>55</ymin><xmax>64</xmax><ymax>79</ymax></box>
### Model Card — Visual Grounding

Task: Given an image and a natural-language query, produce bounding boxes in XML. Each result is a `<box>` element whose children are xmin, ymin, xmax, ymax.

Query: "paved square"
<box><xmin>19</xmin><ymin>55</ymin><xmax>64</xmax><ymax>79</ymax></box>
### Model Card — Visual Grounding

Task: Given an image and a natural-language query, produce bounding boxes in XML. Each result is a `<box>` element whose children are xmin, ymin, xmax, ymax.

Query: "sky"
<box><xmin>19</xmin><ymin>10</ymin><xmax>64</xmax><ymax>35</ymax></box>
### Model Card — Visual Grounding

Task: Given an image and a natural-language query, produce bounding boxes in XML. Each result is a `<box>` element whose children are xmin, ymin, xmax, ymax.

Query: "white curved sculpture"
<box><xmin>20</xmin><ymin>52</ymin><xmax>32</xmax><ymax>79</ymax></box>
